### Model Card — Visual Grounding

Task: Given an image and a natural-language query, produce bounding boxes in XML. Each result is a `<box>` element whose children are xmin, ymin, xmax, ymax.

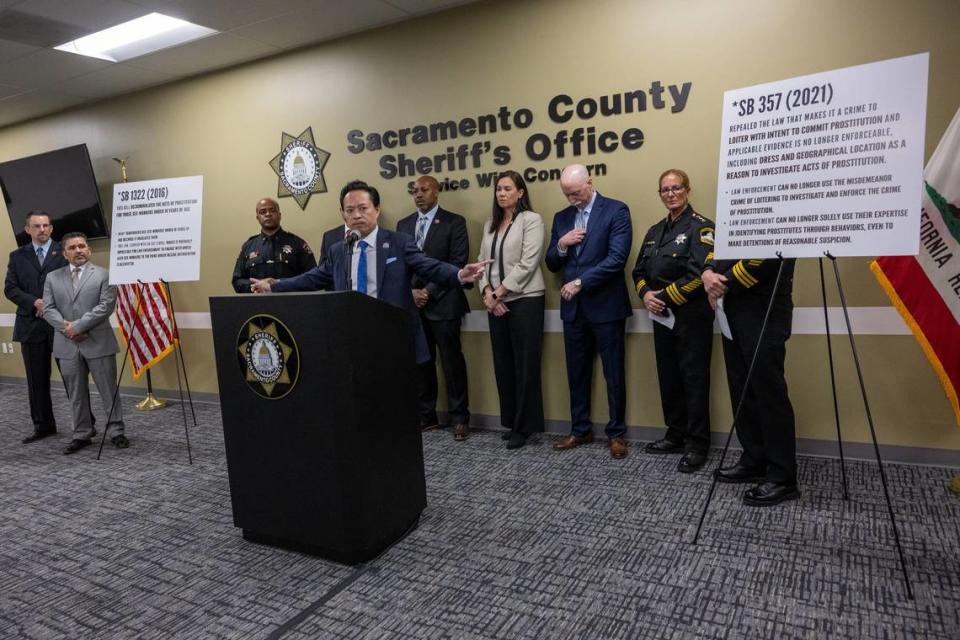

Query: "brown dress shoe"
<box><xmin>608</xmin><ymin>437</ymin><xmax>628</xmax><ymax>459</ymax></box>
<box><xmin>453</xmin><ymin>423</ymin><xmax>470</xmax><ymax>441</ymax></box>
<box><xmin>553</xmin><ymin>432</ymin><xmax>594</xmax><ymax>450</ymax></box>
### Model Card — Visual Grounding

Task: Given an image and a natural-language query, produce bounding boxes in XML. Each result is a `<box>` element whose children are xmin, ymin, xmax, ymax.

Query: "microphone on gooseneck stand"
<box><xmin>344</xmin><ymin>230</ymin><xmax>361</xmax><ymax>292</ymax></box>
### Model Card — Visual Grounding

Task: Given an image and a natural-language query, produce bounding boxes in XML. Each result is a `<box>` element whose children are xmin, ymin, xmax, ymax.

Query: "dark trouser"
<box><xmin>722</xmin><ymin>294</ymin><xmax>797</xmax><ymax>485</ymax></box>
<box><xmin>417</xmin><ymin>315</ymin><xmax>470</xmax><ymax>425</ymax></box>
<box><xmin>488</xmin><ymin>296</ymin><xmax>545</xmax><ymax>435</ymax></box>
<box><xmin>20</xmin><ymin>336</ymin><xmax>57</xmax><ymax>433</ymax></box>
<box><xmin>652</xmin><ymin>303</ymin><xmax>713</xmax><ymax>454</ymax></box>
<box><xmin>562</xmin><ymin>314</ymin><xmax>627</xmax><ymax>438</ymax></box>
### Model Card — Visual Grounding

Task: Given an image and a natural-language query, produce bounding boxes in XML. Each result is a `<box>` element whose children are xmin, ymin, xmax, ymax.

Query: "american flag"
<box><xmin>115</xmin><ymin>282</ymin><xmax>177</xmax><ymax>379</ymax></box>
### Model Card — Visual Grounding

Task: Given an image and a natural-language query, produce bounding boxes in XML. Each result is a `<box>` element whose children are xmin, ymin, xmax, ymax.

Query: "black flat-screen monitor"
<box><xmin>0</xmin><ymin>144</ymin><xmax>109</xmax><ymax>246</ymax></box>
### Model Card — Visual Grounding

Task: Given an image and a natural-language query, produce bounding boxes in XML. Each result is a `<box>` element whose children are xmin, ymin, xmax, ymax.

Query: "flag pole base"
<box><xmin>135</xmin><ymin>393</ymin><xmax>168</xmax><ymax>411</ymax></box>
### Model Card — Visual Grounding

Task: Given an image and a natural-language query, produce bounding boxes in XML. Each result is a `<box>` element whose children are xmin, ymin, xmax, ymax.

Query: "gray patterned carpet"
<box><xmin>0</xmin><ymin>381</ymin><xmax>958</xmax><ymax>639</ymax></box>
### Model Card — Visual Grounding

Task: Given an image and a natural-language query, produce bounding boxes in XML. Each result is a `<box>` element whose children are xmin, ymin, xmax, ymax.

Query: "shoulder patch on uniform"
<box><xmin>700</xmin><ymin>227</ymin><xmax>715</xmax><ymax>246</ymax></box>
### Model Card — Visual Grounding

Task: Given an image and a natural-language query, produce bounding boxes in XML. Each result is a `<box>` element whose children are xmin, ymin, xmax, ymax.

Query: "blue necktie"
<box><xmin>357</xmin><ymin>240</ymin><xmax>368</xmax><ymax>294</ymax></box>
<box><xmin>36</xmin><ymin>246</ymin><xmax>44</xmax><ymax>263</ymax></box>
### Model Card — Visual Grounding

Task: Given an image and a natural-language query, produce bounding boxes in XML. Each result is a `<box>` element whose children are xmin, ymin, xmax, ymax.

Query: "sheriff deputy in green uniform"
<box><xmin>633</xmin><ymin>168</ymin><xmax>715</xmax><ymax>473</ymax></box>
<box><xmin>232</xmin><ymin>197</ymin><xmax>317</xmax><ymax>293</ymax></box>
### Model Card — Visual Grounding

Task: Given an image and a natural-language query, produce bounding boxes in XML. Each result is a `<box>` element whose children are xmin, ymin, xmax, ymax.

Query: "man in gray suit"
<box><xmin>43</xmin><ymin>232</ymin><xmax>129</xmax><ymax>454</ymax></box>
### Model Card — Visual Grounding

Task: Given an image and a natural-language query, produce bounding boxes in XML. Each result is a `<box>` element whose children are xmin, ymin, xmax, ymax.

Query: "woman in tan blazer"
<box><xmin>477</xmin><ymin>170</ymin><xmax>546</xmax><ymax>449</ymax></box>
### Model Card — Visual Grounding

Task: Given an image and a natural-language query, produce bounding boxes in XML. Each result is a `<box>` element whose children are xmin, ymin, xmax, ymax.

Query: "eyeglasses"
<box><xmin>659</xmin><ymin>186</ymin><xmax>686</xmax><ymax>195</ymax></box>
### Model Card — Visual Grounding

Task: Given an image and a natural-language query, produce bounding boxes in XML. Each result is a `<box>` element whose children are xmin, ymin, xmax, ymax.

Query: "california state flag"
<box><xmin>871</xmin><ymin>107</ymin><xmax>960</xmax><ymax>426</ymax></box>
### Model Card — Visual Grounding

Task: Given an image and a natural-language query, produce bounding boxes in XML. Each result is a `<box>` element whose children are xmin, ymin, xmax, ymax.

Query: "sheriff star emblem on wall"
<box><xmin>269</xmin><ymin>127</ymin><xmax>331</xmax><ymax>210</ymax></box>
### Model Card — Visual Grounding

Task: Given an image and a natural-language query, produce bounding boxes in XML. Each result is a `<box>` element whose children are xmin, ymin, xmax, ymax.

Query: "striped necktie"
<box><xmin>415</xmin><ymin>215</ymin><xmax>428</xmax><ymax>249</ymax></box>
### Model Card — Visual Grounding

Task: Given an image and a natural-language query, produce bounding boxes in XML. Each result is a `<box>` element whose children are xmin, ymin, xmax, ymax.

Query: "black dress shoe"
<box><xmin>506</xmin><ymin>433</ymin><xmax>527</xmax><ymax>450</ymax></box>
<box><xmin>22</xmin><ymin>430</ymin><xmax>56</xmax><ymax>444</ymax></box>
<box><xmin>743</xmin><ymin>482</ymin><xmax>800</xmax><ymax>507</ymax></box>
<box><xmin>420</xmin><ymin>420</ymin><xmax>441</xmax><ymax>432</ymax></box>
<box><xmin>63</xmin><ymin>439</ymin><xmax>92</xmax><ymax>455</ymax></box>
<box><xmin>715</xmin><ymin>463</ymin><xmax>766</xmax><ymax>484</ymax></box>
<box><xmin>677</xmin><ymin>451</ymin><xmax>707</xmax><ymax>473</ymax></box>
<box><xmin>644</xmin><ymin>438</ymin><xmax>684</xmax><ymax>454</ymax></box>
<box><xmin>111</xmin><ymin>434</ymin><xmax>130</xmax><ymax>449</ymax></box>
<box><xmin>501</xmin><ymin>431</ymin><xmax>512</xmax><ymax>441</ymax></box>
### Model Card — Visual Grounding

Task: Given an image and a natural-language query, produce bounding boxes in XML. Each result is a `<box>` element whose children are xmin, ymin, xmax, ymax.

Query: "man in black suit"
<box><xmin>397</xmin><ymin>176</ymin><xmax>472</xmax><ymax>439</ymax></box>
<box><xmin>4</xmin><ymin>211</ymin><xmax>65</xmax><ymax>443</ymax></box>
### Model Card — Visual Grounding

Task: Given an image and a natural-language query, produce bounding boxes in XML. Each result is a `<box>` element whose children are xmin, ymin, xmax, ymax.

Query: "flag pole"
<box><xmin>136</xmin><ymin>371</ymin><xmax>168</xmax><ymax>410</ymax></box>
<box><xmin>113</xmin><ymin>156</ymin><xmax>168</xmax><ymax>412</ymax></box>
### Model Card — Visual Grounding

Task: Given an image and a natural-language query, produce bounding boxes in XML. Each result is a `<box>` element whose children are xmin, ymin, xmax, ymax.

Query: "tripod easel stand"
<box><xmin>691</xmin><ymin>252</ymin><xmax>913</xmax><ymax>601</ymax></box>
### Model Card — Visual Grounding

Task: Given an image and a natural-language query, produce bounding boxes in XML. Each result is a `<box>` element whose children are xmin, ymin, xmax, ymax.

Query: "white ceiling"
<box><xmin>0</xmin><ymin>0</ymin><xmax>480</xmax><ymax>129</ymax></box>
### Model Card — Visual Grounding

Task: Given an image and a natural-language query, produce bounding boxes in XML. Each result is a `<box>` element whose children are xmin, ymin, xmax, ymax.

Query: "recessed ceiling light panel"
<box><xmin>54</xmin><ymin>13</ymin><xmax>216</xmax><ymax>62</ymax></box>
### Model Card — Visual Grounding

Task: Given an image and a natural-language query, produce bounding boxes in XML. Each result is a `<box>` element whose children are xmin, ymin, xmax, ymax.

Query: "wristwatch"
<box><xmin>573</xmin><ymin>278</ymin><xmax>582</xmax><ymax>288</ymax></box>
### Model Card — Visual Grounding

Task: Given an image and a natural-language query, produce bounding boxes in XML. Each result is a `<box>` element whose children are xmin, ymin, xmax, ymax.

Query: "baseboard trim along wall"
<box><xmin>3</xmin><ymin>377</ymin><xmax>955</xmax><ymax>467</ymax></box>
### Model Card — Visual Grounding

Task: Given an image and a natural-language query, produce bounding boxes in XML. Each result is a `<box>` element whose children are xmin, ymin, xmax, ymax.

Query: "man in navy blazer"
<box><xmin>546</xmin><ymin>165</ymin><xmax>633</xmax><ymax>459</ymax></box>
<box><xmin>4</xmin><ymin>212</ymin><xmax>66</xmax><ymax>443</ymax></box>
<box><xmin>251</xmin><ymin>180</ymin><xmax>489</xmax><ymax>365</ymax></box>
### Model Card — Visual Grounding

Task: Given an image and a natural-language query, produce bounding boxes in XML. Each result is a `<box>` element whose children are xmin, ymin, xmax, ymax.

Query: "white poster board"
<box><xmin>715</xmin><ymin>53</ymin><xmax>928</xmax><ymax>259</ymax></box>
<box><xmin>109</xmin><ymin>175</ymin><xmax>203</xmax><ymax>284</ymax></box>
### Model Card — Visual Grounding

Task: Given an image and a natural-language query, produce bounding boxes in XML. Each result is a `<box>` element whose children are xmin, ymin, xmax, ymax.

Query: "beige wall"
<box><xmin>2</xmin><ymin>0</ymin><xmax>959</xmax><ymax>450</ymax></box>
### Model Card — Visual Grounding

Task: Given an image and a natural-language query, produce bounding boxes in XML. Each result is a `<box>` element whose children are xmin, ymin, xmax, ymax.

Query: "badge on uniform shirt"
<box><xmin>675</xmin><ymin>233</ymin><xmax>687</xmax><ymax>245</ymax></box>
<box><xmin>700</xmin><ymin>228</ymin><xmax>715</xmax><ymax>246</ymax></box>
<box><xmin>281</xmin><ymin>244</ymin><xmax>293</xmax><ymax>254</ymax></box>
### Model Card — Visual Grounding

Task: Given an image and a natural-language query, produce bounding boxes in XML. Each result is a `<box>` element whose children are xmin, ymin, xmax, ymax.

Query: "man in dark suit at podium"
<box><xmin>251</xmin><ymin>180</ymin><xmax>490</xmax><ymax>366</ymax></box>
<box><xmin>396</xmin><ymin>176</ymin><xmax>472</xmax><ymax>438</ymax></box>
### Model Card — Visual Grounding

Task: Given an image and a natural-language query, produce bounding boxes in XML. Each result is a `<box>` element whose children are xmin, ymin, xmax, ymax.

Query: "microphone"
<box><xmin>343</xmin><ymin>229</ymin><xmax>361</xmax><ymax>293</ymax></box>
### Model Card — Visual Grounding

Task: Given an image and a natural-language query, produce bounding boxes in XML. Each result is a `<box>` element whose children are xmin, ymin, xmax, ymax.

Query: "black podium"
<box><xmin>209</xmin><ymin>291</ymin><xmax>426</xmax><ymax>564</ymax></box>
